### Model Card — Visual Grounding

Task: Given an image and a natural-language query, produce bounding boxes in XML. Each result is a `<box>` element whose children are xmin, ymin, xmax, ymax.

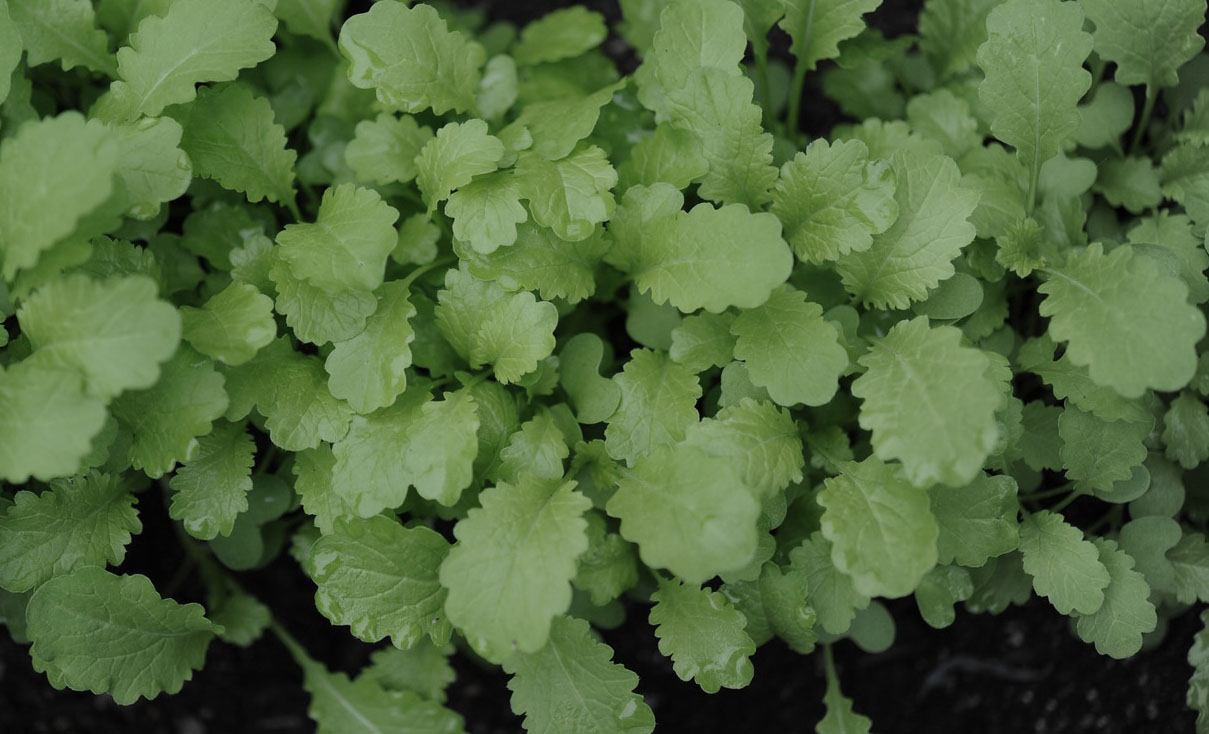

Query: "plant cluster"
<box><xmin>3</xmin><ymin>0</ymin><xmax>1209</xmax><ymax>731</ymax></box>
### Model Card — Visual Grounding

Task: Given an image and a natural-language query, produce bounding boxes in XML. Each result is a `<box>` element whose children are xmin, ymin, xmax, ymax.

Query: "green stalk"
<box><xmin>1129</xmin><ymin>85</ymin><xmax>1157</xmax><ymax>155</ymax></box>
<box><xmin>1049</xmin><ymin>488</ymin><xmax>1084</xmax><ymax>515</ymax></box>
<box><xmin>399</xmin><ymin>256</ymin><xmax>457</xmax><ymax>291</ymax></box>
<box><xmin>754</xmin><ymin>48</ymin><xmax>772</xmax><ymax>124</ymax></box>
<box><xmin>786</xmin><ymin>56</ymin><xmax>810</xmax><ymax>139</ymax></box>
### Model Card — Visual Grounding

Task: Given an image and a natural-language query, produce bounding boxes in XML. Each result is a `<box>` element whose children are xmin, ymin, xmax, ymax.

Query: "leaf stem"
<box><xmin>1048</xmin><ymin>488</ymin><xmax>1084</xmax><ymax>514</ymax></box>
<box><xmin>285</xmin><ymin>195</ymin><xmax>303</xmax><ymax>223</ymax></box>
<box><xmin>786</xmin><ymin>57</ymin><xmax>810</xmax><ymax>140</ymax></box>
<box><xmin>1129</xmin><ymin>85</ymin><xmax>1157</xmax><ymax>155</ymax></box>
<box><xmin>753</xmin><ymin>50</ymin><xmax>772</xmax><ymax>124</ymax></box>
<box><xmin>399</xmin><ymin>256</ymin><xmax>457</xmax><ymax>291</ymax></box>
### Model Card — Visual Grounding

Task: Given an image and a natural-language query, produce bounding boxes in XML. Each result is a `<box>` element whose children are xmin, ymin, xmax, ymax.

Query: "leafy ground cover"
<box><xmin>3</xmin><ymin>0</ymin><xmax>1209</xmax><ymax>732</ymax></box>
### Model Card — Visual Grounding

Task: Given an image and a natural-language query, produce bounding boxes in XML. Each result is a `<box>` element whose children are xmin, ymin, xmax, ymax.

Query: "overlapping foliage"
<box><xmin>3</xmin><ymin>0</ymin><xmax>1209</xmax><ymax>731</ymax></box>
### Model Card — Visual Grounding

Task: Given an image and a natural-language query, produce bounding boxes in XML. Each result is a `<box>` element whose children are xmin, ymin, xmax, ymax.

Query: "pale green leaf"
<box><xmin>311</xmin><ymin>515</ymin><xmax>451</xmax><ymax>649</ymax></box>
<box><xmin>324</xmin><ymin>280</ymin><xmax>415</xmax><ymax>415</ymax></box>
<box><xmin>818</xmin><ymin>457</ymin><xmax>939</xmax><ymax>598</ymax></box>
<box><xmin>0</xmin><ymin>472</ymin><xmax>140</xmax><ymax>593</ymax></box>
<box><xmin>343</xmin><ymin>112</ymin><xmax>432</xmax><ymax>186</ymax></box>
<box><xmin>852</xmin><ymin>317</ymin><xmax>1005</xmax><ymax>487</ymax></box>
<box><xmin>731</xmin><ymin>286</ymin><xmax>848</xmax><ymax>407</ymax></box>
<box><xmin>27</xmin><ymin>567</ymin><xmax>217</xmax><ymax>705</ymax></box>
<box><xmin>174</xmin><ymin>83</ymin><xmax>297</xmax><ymax>207</ymax></box>
<box><xmin>339</xmin><ymin>0</ymin><xmax>485</xmax><ymax>115</ymax></box>
<box><xmin>331</xmin><ymin>388</ymin><xmax>478</xmax><ymax>514</ymax></box>
<box><xmin>415</xmin><ymin>119</ymin><xmax>503</xmax><ymax>211</ymax></box>
<box><xmin>513</xmin><ymin>6</ymin><xmax>606</xmax><ymax>66</ymax></box>
<box><xmin>440</xmin><ymin>476</ymin><xmax>590</xmax><ymax>661</ymax></box>
<box><xmin>1075</xmin><ymin>538</ymin><xmax>1157</xmax><ymax>659</ymax></box>
<box><xmin>929</xmin><ymin>473</ymin><xmax>1021</xmax><ymax>568</ymax></box>
<box><xmin>19</xmin><ymin>274</ymin><xmax>180</xmax><ymax>400</ymax></box>
<box><xmin>604</xmin><ymin>349</ymin><xmax>701</xmax><ymax>466</ymax></box>
<box><xmin>770</xmin><ymin>139</ymin><xmax>898</xmax><ymax>264</ymax></box>
<box><xmin>516</xmin><ymin>146</ymin><xmax>617</xmax><ymax>243</ymax></box>
<box><xmin>835</xmin><ymin>151</ymin><xmax>979</xmax><ymax>309</ymax></box>
<box><xmin>180</xmin><ymin>282</ymin><xmax>275</xmax><ymax>366</ymax></box>
<box><xmin>650</xmin><ymin>577</ymin><xmax>755</xmax><ymax>693</ymax></box>
<box><xmin>10</xmin><ymin>0</ymin><xmax>115</xmax><ymax>76</ymax></box>
<box><xmin>104</xmin><ymin>0</ymin><xmax>277</xmax><ymax>120</ymax></box>
<box><xmin>1039</xmin><ymin>242</ymin><xmax>1205</xmax><ymax>398</ymax></box>
<box><xmin>1019</xmin><ymin>509</ymin><xmax>1110</xmax><ymax>615</ymax></box>
<box><xmin>276</xmin><ymin>183</ymin><xmax>399</xmax><ymax>293</ymax></box>
<box><xmin>503</xmin><ymin>616</ymin><xmax>655</xmax><ymax>734</ymax></box>
<box><xmin>167</xmin><ymin>421</ymin><xmax>254</xmax><ymax>540</ymax></box>
<box><xmin>608</xmin><ymin>443</ymin><xmax>760</xmax><ymax>584</ymax></box>
<box><xmin>0</xmin><ymin>359</ymin><xmax>106</xmax><ymax>483</ymax></box>
<box><xmin>1081</xmin><ymin>0</ymin><xmax>1206</xmax><ymax>89</ymax></box>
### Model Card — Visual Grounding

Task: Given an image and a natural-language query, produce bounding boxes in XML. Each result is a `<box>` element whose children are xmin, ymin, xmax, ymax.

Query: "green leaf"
<box><xmin>929</xmin><ymin>473</ymin><xmax>1021</xmax><ymax>568</ymax></box>
<box><xmin>650</xmin><ymin>577</ymin><xmax>756</xmax><ymax>693</ymax></box>
<box><xmin>229</xmin><ymin>339</ymin><xmax>352</xmax><ymax>452</ymax></box>
<box><xmin>1074</xmin><ymin>82</ymin><xmax>1136</xmax><ymax>149</ymax></box>
<box><xmin>608</xmin><ymin>443</ymin><xmax>760</xmax><ymax>584</ymax></box>
<box><xmin>915</xmin><ymin>565</ymin><xmax>975</xmax><ymax>629</ymax></box>
<box><xmin>617</xmin><ymin>123</ymin><xmax>709</xmax><ymax>191</ymax></box>
<box><xmin>464</xmin><ymin>221</ymin><xmax>609</xmax><ymax>303</ymax></box>
<box><xmin>19</xmin><ymin>274</ymin><xmax>180</xmax><ymax>399</ymax></box>
<box><xmin>180</xmin><ymin>281</ymin><xmax>275</xmax><ymax>367</ymax></box>
<box><xmin>1059</xmin><ymin>407</ymin><xmax>1152</xmax><ymax>494</ymax></box>
<box><xmin>604</xmin><ymin>348</ymin><xmax>701</xmax><ymax>466</ymax></box>
<box><xmin>918</xmin><ymin>0</ymin><xmax>999</xmax><ymax>78</ymax></box>
<box><xmin>817</xmin><ymin>649</ymin><xmax>873</xmax><ymax>734</ymax></box>
<box><xmin>770</xmin><ymin>139</ymin><xmax>898</xmax><ymax>264</ymax></box>
<box><xmin>0</xmin><ymin>359</ymin><xmax>106</xmax><ymax>483</ymax></box>
<box><xmin>331</xmin><ymin>387</ymin><xmax>477</xmax><ymax>515</ymax></box>
<box><xmin>440</xmin><ymin>476</ymin><xmax>590</xmax><ymax>662</ymax></box>
<box><xmin>361</xmin><ymin>640</ymin><xmax>455</xmax><ymax>702</ymax></box>
<box><xmin>516</xmin><ymin>145</ymin><xmax>618</xmax><ymax>242</ymax></box>
<box><xmin>0</xmin><ymin>113</ymin><xmax>118</xmax><ymax>280</ymax></box>
<box><xmin>1094</xmin><ymin>157</ymin><xmax>1162</xmax><ymax>214</ymax></box>
<box><xmin>297</xmin><ymin>651</ymin><xmax>463</xmax><ymax>734</ymax></box>
<box><xmin>174</xmin><ymin>83</ymin><xmax>297</xmax><ymax>208</ymax></box>
<box><xmin>976</xmin><ymin>0</ymin><xmax>1093</xmax><ymax>205</ymax></box>
<box><xmin>791</xmin><ymin>534</ymin><xmax>870</xmax><ymax>635</ymax></box>
<box><xmin>273</xmin><ymin>0</ymin><xmax>341</xmax><ymax>47</ymax></box>
<box><xmin>558</xmin><ymin>333</ymin><xmax>623</xmax><ymax>425</ymax></box>
<box><xmin>447</xmin><ymin>171</ymin><xmax>528</xmax><ymax>254</ymax></box>
<box><xmin>495</xmin><ymin>409</ymin><xmax>572</xmax><ymax>483</ymax></box>
<box><xmin>1039</xmin><ymin>242</ymin><xmax>1205</xmax><ymax>398</ymax></box>
<box><xmin>513</xmin><ymin>6</ymin><xmax>606</xmax><ymax>66</ymax></box>
<box><xmin>27</xmin><ymin>567</ymin><xmax>218</xmax><ymax>705</ymax></box>
<box><xmin>0</xmin><ymin>472</ymin><xmax>140</xmax><ymax>593</ymax></box>
<box><xmin>9</xmin><ymin>0</ymin><xmax>115</xmax><ymax>76</ymax></box>
<box><xmin>1161</xmin><ymin>143</ymin><xmax>1209</xmax><ymax>227</ymax></box>
<box><xmin>104</xmin><ymin>0</ymin><xmax>278</xmax><ymax>120</ymax></box>
<box><xmin>731</xmin><ymin>286</ymin><xmax>848</xmax><ymax>407</ymax></box>
<box><xmin>572</xmin><ymin>511</ymin><xmax>640</xmax><ymax>606</ymax></box>
<box><xmin>504</xmin><ymin>615</ymin><xmax>655</xmax><ymax>734</ymax></box>
<box><xmin>684</xmin><ymin>398</ymin><xmax>804</xmax><ymax>499</ymax></box>
<box><xmin>1169</xmin><ymin>531</ymin><xmax>1209</xmax><ymax>605</ymax></box>
<box><xmin>1081</xmin><ymin>0</ymin><xmax>1206</xmax><ymax>89</ymax></box>
<box><xmin>1188</xmin><ymin>610</ymin><xmax>1209</xmax><ymax>732</ymax></box>
<box><xmin>625</xmin><ymin>199</ymin><xmax>792</xmax><ymax>314</ymax></box>
<box><xmin>504</xmin><ymin>80</ymin><xmax>624</xmax><ymax>162</ymax></box>
<box><xmin>435</xmin><ymin>267</ymin><xmax>558</xmax><ymax>384</ymax></box>
<box><xmin>339</xmin><ymin>0</ymin><xmax>485</xmax><ymax>115</ymax></box>
<box><xmin>276</xmin><ymin>183</ymin><xmax>399</xmax><ymax>294</ymax></box>
<box><xmin>167</xmin><ymin>421</ymin><xmax>254</xmax><ymax>540</ymax></box>
<box><xmin>1074</xmin><ymin>538</ymin><xmax>1157</xmax><ymax>659</ymax></box>
<box><xmin>292</xmin><ymin>445</ymin><xmax>356</xmax><ymax>535</ymax></box>
<box><xmin>1128</xmin><ymin>212</ymin><xmax>1209</xmax><ymax>305</ymax></box>
<box><xmin>415</xmin><ymin>119</ymin><xmax>504</xmax><ymax>212</ymax></box>
<box><xmin>343</xmin><ymin>112</ymin><xmax>433</xmax><ymax>186</ymax></box>
<box><xmin>818</xmin><ymin>457</ymin><xmax>939</xmax><ymax>598</ymax></box>
<box><xmin>269</xmin><ymin>257</ymin><xmax>378</xmax><ymax>345</ymax></box>
<box><xmin>780</xmin><ymin>0</ymin><xmax>882</xmax><ymax>72</ymax></box>
<box><xmin>310</xmin><ymin>515</ymin><xmax>451</xmax><ymax>649</ymax></box>
<box><xmin>1163</xmin><ymin>392</ymin><xmax>1209</xmax><ymax>469</ymax></box>
<box><xmin>835</xmin><ymin>151</ymin><xmax>979</xmax><ymax>309</ymax></box>
<box><xmin>1019</xmin><ymin>509</ymin><xmax>1110</xmax><ymax>615</ymax></box>
<box><xmin>0</xmin><ymin>1</ymin><xmax>21</xmax><ymax>104</ymax></box>
<box><xmin>669</xmin><ymin>311</ymin><xmax>736</xmax><ymax>373</ymax></box>
<box><xmin>852</xmin><ymin>317</ymin><xmax>1005</xmax><ymax>487</ymax></box>
<box><xmin>111</xmin><ymin>347</ymin><xmax>229</xmax><ymax>479</ymax></box>
<box><xmin>323</xmin><ymin>281</ymin><xmax>415</xmax><ymax>415</ymax></box>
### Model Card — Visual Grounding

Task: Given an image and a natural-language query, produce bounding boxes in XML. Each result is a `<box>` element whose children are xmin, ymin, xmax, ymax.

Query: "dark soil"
<box><xmin>4</xmin><ymin>1</ymin><xmax>1204</xmax><ymax>733</ymax></box>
